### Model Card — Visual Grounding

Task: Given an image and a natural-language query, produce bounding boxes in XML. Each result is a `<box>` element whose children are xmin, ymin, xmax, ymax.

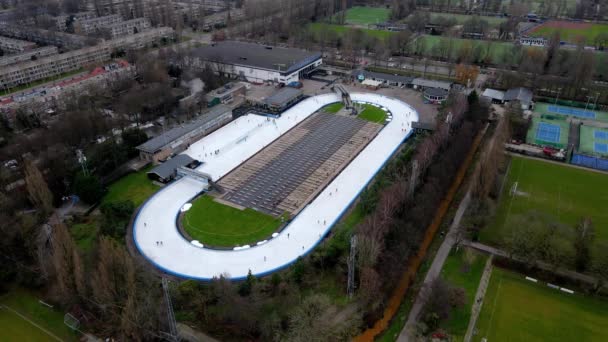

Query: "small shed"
<box><xmin>147</xmin><ymin>154</ymin><xmax>198</xmax><ymax>183</ymax></box>
<box><xmin>424</xmin><ymin>87</ymin><xmax>449</xmax><ymax>103</ymax></box>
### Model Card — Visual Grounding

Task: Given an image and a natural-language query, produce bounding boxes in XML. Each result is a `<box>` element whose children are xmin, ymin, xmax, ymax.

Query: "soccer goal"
<box><xmin>64</xmin><ymin>313</ymin><xmax>80</xmax><ymax>331</ymax></box>
<box><xmin>509</xmin><ymin>181</ymin><xmax>518</xmax><ymax>196</ymax></box>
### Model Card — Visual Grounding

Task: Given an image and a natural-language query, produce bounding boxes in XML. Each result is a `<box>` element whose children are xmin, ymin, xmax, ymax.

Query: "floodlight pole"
<box><xmin>593</xmin><ymin>92</ymin><xmax>600</xmax><ymax>110</ymax></box>
<box><xmin>555</xmin><ymin>87</ymin><xmax>561</xmax><ymax>104</ymax></box>
<box><xmin>585</xmin><ymin>96</ymin><xmax>592</xmax><ymax>111</ymax></box>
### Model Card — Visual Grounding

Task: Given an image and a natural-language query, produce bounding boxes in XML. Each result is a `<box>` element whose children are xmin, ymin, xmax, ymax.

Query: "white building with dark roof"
<box><xmin>185</xmin><ymin>41</ymin><xmax>323</xmax><ymax>85</ymax></box>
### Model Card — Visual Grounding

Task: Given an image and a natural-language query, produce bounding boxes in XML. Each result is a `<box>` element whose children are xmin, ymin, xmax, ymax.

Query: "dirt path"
<box><xmin>463</xmin><ymin>255</ymin><xmax>493</xmax><ymax>342</ymax></box>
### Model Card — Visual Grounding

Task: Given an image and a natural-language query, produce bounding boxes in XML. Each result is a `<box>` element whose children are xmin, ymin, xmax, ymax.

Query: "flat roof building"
<box><xmin>353</xmin><ymin>70</ymin><xmax>414</xmax><ymax>87</ymax></box>
<box><xmin>263</xmin><ymin>87</ymin><xmax>304</xmax><ymax>112</ymax></box>
<box><xmin>186</xmin><ymin>41</ymin><xmax>322</xmax><ymax>85</ymax></box>
<box><xmin>137</xmin><ymin>104</ymin><xmax>233</xmax><ymax>163</ymax></box>
<box><xmin>0</xmin><ymin>46</ymin><xmax>58</xmax><ymax>67</ymax></box>
<box><xmin>74</xmin><ymin>14</ymin><xmax>123</xmax><ymax>35</ymax></box>
<box><xmin>147</xmin><ymin>154</ymin><xmax>198</xmax><ymax>183</ymax></box>
<box><xmin>106</xmin><ymin>18</ymin><xmax>151</xmax><ymax>38</ymax></box>
<box><xmin>0</xmin><ymin>36</ymin><xmax>37</xmax><ymax>53</ymax></box>
<box><xmin>0</xmin><ymin>24</ymin><xmax>97</xmax><ymax>49</ymax></box>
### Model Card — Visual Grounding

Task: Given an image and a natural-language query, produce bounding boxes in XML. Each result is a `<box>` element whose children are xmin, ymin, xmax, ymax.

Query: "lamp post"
<box><xmin>555</xmin><ymin>87</ymin><xmax>562</xmax><ymax>105</ymax></box>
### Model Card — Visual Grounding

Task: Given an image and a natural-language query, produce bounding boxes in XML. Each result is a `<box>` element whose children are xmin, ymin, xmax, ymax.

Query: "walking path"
<box><xmin>397</xmin><ymin>191</ymin><xmax>472</xmax><ymax>342</ymax></box>
<box><xmin>463</xmin><ymin>255</ymin><xmax>493</xmax><ymax>342</ymax></box>
<box><xmin>133</xmin><ymin>93</ymin><xmax>418</xmax><ymax>280</ymax></box>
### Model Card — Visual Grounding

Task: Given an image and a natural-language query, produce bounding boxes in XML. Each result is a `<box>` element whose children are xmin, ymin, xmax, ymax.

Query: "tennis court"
<box><xmin>536</xmin><ymin>122</ymin><xmax>560</xmax><ymax>143</ymax></box>
<box><xmin>579</xmin><ymin>125</ymin><xmax>608</xmax><ymax>156</ymax></box>
<box><xmin>547</xmin><ymin>105</ymin><xmax>595</xmax><ymax>119</ymax></box>
<box><xmin>526</xmin><ymin>116</ymin><xmax>569</xmax><ymax>148</ymax></box>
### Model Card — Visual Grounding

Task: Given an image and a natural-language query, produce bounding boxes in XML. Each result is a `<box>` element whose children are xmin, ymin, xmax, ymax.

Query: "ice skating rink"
<box><xmin>133</xmin><ymin>92</ymin><xmax>418</xmax><ymax>280</ymax></box>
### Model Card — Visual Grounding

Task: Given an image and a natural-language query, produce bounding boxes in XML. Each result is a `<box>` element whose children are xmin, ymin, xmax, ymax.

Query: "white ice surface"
<box><xmin>133</xmin><ymin>93</ymin><xmax>418</xmax><ymax>280</ymax></box>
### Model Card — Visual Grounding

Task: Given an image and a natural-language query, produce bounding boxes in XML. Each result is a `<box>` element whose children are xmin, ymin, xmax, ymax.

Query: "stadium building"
<box><xmin>186</xmin><ymin>41</ymin><xmax>322</xmax><ymax>85</ymax></box>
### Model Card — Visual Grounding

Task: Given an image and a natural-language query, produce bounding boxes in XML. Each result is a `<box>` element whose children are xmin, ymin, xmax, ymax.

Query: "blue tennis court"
<box><xmin>595</xmin><ymin>143</ymin><xmax>608</xmax><ymax>154</ymax></box>
<box><xmin>547</xmin><ymin>105</ymin><xmax>596</xmax><ymax>119</ymax></box>
<box><xmin>536</xmin><ymin>122</ymin><xmax>561</xmax><ymax>143</ymax></box>
<box><xmin>595</xmin><ymin>130</ymin><xmax>608</xmax><ymax>140</ymax></box>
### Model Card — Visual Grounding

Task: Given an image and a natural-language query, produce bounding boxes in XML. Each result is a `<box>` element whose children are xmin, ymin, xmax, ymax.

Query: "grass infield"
<box><xmin>480</xmin><ymin>156</ymin><xmax>608</xmax><ymax>247</ymax></box>
<box><xmin>473</xmin><ymin>268</ymin><xmax>608</xmax><ymax>342</ymax></box>
<box><xmin>182</xmin><ymin>195</ymin><xmax>284</xmax><ymax>247</ymax></box>
<box><xmin>323</xmin><ymin>102</ymin><xmax>344</xmax><ymax>113</ymax></box>
<box><xmin>358</xmin><ymin>104</ymin><xmax>387</xmax><ymax>123</ymax></box>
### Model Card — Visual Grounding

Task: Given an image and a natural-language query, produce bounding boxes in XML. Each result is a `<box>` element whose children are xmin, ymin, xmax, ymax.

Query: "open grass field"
<box><xmin>0</xmin><ymin>289</ymin><xmax>79</xmax><ymax>341</ymax></box>
<box><xmin>525</xmin><ymin>115</ymin><xmax>570</xmax><ymax>149</ymax></box>
<box><xmin>529</xmin><ymin>20</ymin><xmax>608</xmax><ymax>45</ymax></box>
<box><xmin>428</xmin><ymin>12</ymin><xmax>507</xmax><ymax>27</ymax></box>
<box><xmin>182</xmin><ymin>195</ymin><xmax>284</xmax><ymax>247</ymax></box>
<box><xmin>358</xmin><ymin>104</ymin><xmax>387</xmax><ymax>123</ymax></box>
<box><xmin>580</xmin><ymin>125</ymin><xmax>608</xmax><ymax>157</ymax></box>
<box><xmin>101</xmin><ymin>166</ymin><xmax>158</xmax><ymax>207</ymax></box>
<box><xmin>535</xmin><ymin>102</ymin><xmax>608</xmax><ymax>123</ymax></box>
<box><xmin>309</xmin><ymin>23</ymin><xmax>394</xmax><ymax>40</ymax></box>
<box><xmin>473</xmin><ymin>267</ymin><xmax>608</xmax><ymax>342</ymax></box>
<box><xmin>440</xmin><ymin>248</ymin><xmax>487</xmax><ymax>341</ymax></box>
<box><xmin>323</xmin><ymin>102</ymin><xmax>344</xmax><ymax>113</ymax></box>
<box><xmin>480</xmin><ymin>156</ymin><xmax>608</xmax><ymax>247</ymax></box>
<box><xmin>333</xmin><ymin>6</ymin><xmax>390</xmax><ymax>26</ymax></box>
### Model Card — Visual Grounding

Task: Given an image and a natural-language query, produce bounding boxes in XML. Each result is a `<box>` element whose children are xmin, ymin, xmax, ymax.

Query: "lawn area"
<box><xmin>309</xmin><ymin>23</ymin><xmax>394</xmax><ymax>40</ymax></box>
<box><xmin>0</xmin><ymin>289</ymin><xmax>79</xmax><ymax>341</ymax></box>
<box><xmin>101</xmin><ymin>166</ymin><xmax>159</xmax><ymax>207</ymax></box>
<box><xmin>334</xmin><ymin>6</ymin><xmax>390</xmax><ymax>25</ymax></box>
<box><xmin>182</xmin><ymin>195</ymin><xmax>284</xmax><ymax>247</ymax></box>
<box><xmin>480</xmin><ymin>156</ymin><xmax>608</xmax><ymax>246</ymax></box>
<box><xmin>428</xmin><ymin>12</ymin><xmax>507</xmax><ymax>27</ymax></box>
<box><xmin>358</xmin><ymin>104</ymin><xmax>387</xmax><ymax>123</ymax></box>
<box><xmin>439</xmin><ymin>248</ymin><xmax>488</xmax><ymax>341</ymax></box>
<box><xmin>323</xmin><ymin>102</ymin><xmax>344</xmax><ymax>113</ymax></box>
<box><xmin>70</xmin><ymin>219</ymin><xmax>99</xmax><ymax>253</ymax></box>
<box><xmin>530</xmin><ymin>21</ymin><xmax>608</xmax><ymax>45</ymax></box>
<box><xmin>473</xmin><ymin>267</ymin><xmax>608</xmax><ymax>342</ymax></box>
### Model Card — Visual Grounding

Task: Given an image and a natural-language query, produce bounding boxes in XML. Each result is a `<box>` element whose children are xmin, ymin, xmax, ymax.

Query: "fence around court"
<box><xmin>571</xmin><ymin>153</ymin><xmax>608</xmax><ymax>171</ymax></box>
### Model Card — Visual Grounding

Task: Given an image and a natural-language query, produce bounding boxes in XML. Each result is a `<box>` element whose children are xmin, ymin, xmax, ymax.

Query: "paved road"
<box><xmin>397</xmin><ymin>190</ymin><xmax>472</xmax><ymax>341</ymax></box>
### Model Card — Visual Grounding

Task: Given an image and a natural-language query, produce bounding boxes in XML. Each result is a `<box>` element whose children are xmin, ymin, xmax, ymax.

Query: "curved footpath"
<box><xmin>133</xmin><ymin>93</ymin><xmax>418</xmax><ymax>280</ymax></box>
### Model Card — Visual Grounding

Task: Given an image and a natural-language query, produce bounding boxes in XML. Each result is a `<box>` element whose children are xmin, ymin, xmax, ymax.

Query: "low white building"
<box><xmin>185</xmin><ymin>41</ymin><xmax>322</xmax><ymax>85</ymax></box>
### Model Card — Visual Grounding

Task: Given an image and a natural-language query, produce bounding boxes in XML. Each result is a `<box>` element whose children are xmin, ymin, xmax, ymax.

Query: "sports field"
<box><xmin>579</xmin><ymin>125</ymin><xmax>608</xmax><ymax>157</ymax></box>
<box><xmin>525</xmin><ymin>116</ymin><xmax>569</xmax><ymax>148</ymax></box>
<box><xmin>474</xmin><ymin>268</ymin><xmax>608</xmax><ymax>342</ymax></box>
<box><xmin>480</xmin><ymin>156</ymin><xmax>608</xmax><ymax>246</ymax></box>
<box><xmin>182</xmin><ymin>195</ymin><xmax>284</xmax><ymax>247</ymax></box>
<box><xmin>535</xmin><ymin>102</ymin><xmax>608</xmax><ymax>122</ymax></box>
<box><xmin>428</xmin><ymin>12</ymin><xmax>507</xmax><ymax>27</ymax></box>
<box><xmin>0</xmin><ymin>289</ymin><xmax>79</xmax><ymax>341</ymax></box>
<box><xmin>415</xmin><ymin>35</ymin><xmax>517</xmax><ymax>64</ymax></box>
<box><xmin>359</xmin><ymin>104</ymin><xmax>387</xmax><ymax>123</ymax></box>
<box><xmin>309</xmin><ymin>23</ymin><xmax>394</xmax><ymax>40</ymax></box>
<box><xmin>333</xmin><ymin>6</ymin><xmax>390</xmax><ymax>25</ymax></box>
<box><xmin>529</xmin><ymin>20</ymin><xmax>608</xmax><ymax>45</ymax></box>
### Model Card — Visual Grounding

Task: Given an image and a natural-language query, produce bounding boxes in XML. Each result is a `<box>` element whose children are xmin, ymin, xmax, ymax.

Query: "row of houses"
<box><xmin>0</xmin><ymin>24</ymin><xmax>97</xmax><ymax>50</ymax></box>
<box><xmin>0</xmin><ymin>35</ymin><xmax>37</xmax><ymax>53</ymax></box>
<box><xmin>0</xmin><ymin>46</ymin><xmax>59</xmax><ymax>67</ymax></box>
<box><xmin>0</xmin><ymin>27</ymin><xmax>174</xmax><ymax>89</ymax></box>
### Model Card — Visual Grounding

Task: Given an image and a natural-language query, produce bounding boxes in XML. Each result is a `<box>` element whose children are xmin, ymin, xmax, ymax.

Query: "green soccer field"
<box><xmin>182</xmin><ymin>195</ymin><xmax>284</xmax><ymax>247</ymax></box>
<box><xmin>309</xmin><ymin>23</ymin><xmax>394</xmax><ymax>40</ymax></box>
<box><xmin>525</xmin><ymin>115</ymin><xmax>569</xmax><ymax>149</ymax></box>
<box><xmin>358</xmin><ymin>104</ymin><xmax>387</xmax><ymax>123</ymax></box>
<box><xmin>333</xmin><ymin>6</ymin><xmax>390</xmax><ymax>25</ymax></box>
<box><xmin>415</xmin><ymin>35</ymin><xmax>517</xmax><ymax>64</ymax></box>
<box><xmin>428</xmin><ymin>12</ymin><xmax>507</xmax><ymax>27</ymax></box>
<box><xmin>579</xmin><ymin>125</ymin><xmax>608</xmax><ymax>157</ymax></box>
<box><xmin>0</xmin><ymin>289</ymin><xmax>79</xmax><ymax>341</ymax></box>
<box><xmin>480</xmin><ymin>156</ymin><xmax>608</xmax><ymax>247</ymax></box>
<box><xmin>474</xmin><ymin>268</ymin><xmax>608</xmax><ymax>342</ymax></box>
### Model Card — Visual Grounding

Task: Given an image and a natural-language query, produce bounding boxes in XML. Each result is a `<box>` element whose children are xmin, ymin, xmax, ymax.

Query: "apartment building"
<box><xmin>105</xmin><ymin>26</ymin><xmax>174</xmax><ymax>50</ymax></box>
<box><xmin>55</xmin><ymin>11</ymin><xmax>96</xmax><ymax>32</ymax></box>
<box><xmin>0</xmin><ymin>35</ymin><xmax>37</xmax><ymax>53</ymax></box>
<box><xmin>106</xmin><ymin>18</ymin><xmax>151</xmax><ymax>38</ymax></box>
<box><xmin>74</xmin><ymin>14</ymin><xmax>123</xmax><ymax>35</ymax></box>
<box><xmin>0</xmin><ymin>46</ymin><xmax>58</xmax><ymax>67</ymax></box>
<box><xmin>0</xmin><ymin>24</ymin><xmax>96</xmax><ymax>49</ymax></box>
<box><xmin>0</xmin><ymin>45</ymin><xmax>110</xmax><ymax>89</ymax></box>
